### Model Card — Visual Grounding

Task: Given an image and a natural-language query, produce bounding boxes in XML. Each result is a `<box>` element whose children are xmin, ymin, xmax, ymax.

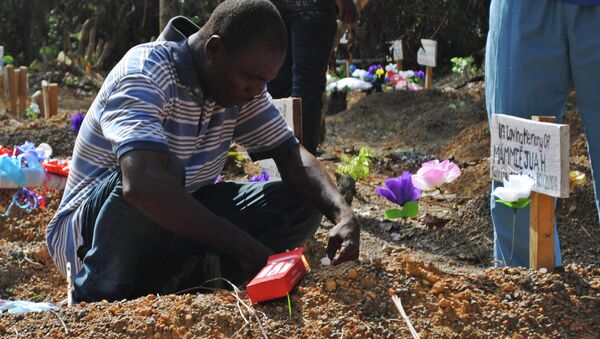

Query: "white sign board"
<box><xmin>391</xmin><ymin>40</ymin><xmax>403</xmax><ymax>61</ymax></box>
<box><xmin>417</xmin><ymin>39</ymin><xmax>437</xmax><ymax>67</ymax></box>
<box><xmin>258</xmin><ymin>98</ymin><xmax>296</xmax><ymax>180</ymax></box>
<box><xmin>490</xmin><ymin>114</ymin><xmax>570</xmax><ymax>198</ymax></box>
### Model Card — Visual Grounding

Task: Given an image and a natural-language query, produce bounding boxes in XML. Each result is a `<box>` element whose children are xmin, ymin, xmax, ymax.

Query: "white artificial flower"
<box><xmin>351</xmin><ymin>69</ymin><xmax>369</xmax><ymax>80</ymax></box>
<box><xmin>492</xmin><ymin>175</ymin><xmax>535</xmax><ymax>202</ymax></box>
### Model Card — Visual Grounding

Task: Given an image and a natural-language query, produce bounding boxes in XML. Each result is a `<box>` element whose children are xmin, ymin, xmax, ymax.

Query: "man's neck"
<box><xmin>188</xmin><ymin>31</ymin><xmax>211</xmax><ymax>96</ymax></box>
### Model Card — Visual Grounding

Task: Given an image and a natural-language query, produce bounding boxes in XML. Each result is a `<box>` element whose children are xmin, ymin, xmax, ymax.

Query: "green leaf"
<box><xmin>513</xmin><ymin>198</ymin><xmax>531</xmax><ymax>209</ymax></box>
<box><xmin>495</xmin><ymin>198</ymin><xmax>531</xmax><ymax>209</ymax></box>
<box><xmin>384</xmin><ymin>208</ymin><xmax>404</xmax><ymax>220</ymax></box>
<box><xmin>495</xmin><ymin>199</ymin><xmax>516</xmax><ymax>208</ymax></box>
<box><xmin>402</xmin><ymin>201</ymin><xmax>420</xmax><ymax>218</ymax></box>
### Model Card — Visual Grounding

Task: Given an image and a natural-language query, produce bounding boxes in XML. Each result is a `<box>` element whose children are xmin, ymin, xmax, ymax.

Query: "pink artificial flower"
<box><xmin>395</xmin><ymin>80</ymin><xmax>408</xmax><ymax>90</ymax></box>
<box><xmin>407</xmin><ymin>83</ymin><xmax>423</xmax><ymax>91</ymax></box>
<box><xmin>411</xmin><ymin>159</ymin><xmax>461</xmax><ymax>191</ymax></box>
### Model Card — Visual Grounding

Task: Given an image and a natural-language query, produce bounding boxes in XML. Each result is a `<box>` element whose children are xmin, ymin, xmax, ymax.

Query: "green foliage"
<box><xmin>336</xmin><ymin>147</ymin><xmax>374</xmax><ymax>181</ymax></box>
<box><xmin>26</xmin><ymin>107</ymin><xmax>40</xmax><ymax>120</ymax></box>
<box><xmin>384</xmin><ymin>201</ymin><xmax>420</xmax><ymax>219</ymax></box>
<box><xmin>451</xmin><ymin>56</ymin><xmax>478</xmax><ymax>77</ymax></box>
<box><xmin>3</xmin><ymin>54</ymin><xmax>14</xmax><ymax>64</ymax></box>
<box><xmin>496</xmin><ymin>198</ymin><xmax>531</xmax><ymax>209</ymax></box>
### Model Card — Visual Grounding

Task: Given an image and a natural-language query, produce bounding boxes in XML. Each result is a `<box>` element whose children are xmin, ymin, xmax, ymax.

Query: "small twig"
<box><xmin>579</xmin><ymin>224</ymin><xmax>593</xmax><ymax>241</ymax></box>
<box><xmin>391</xmin><ymin>295</ymin><xmax>420</xmax><ymax>339</ymax></box>
<box><xmin>580</xmin><ymin>296</ymin><xmax>600</xmax><ymax>302</ymax></box>
<box><xmin>13</xmin><ymin>326</ymin><xmax>21</xmax><ymax>338</ymax></box>
<box><xmin>52</xmin><ymin>311</ymin><xmax>69</xmax><ymax>335</ymax></box>
<box><xmin>66</xmin><ymin>262</ymin><xmax>73</xmax><ymax>308</ymax></box>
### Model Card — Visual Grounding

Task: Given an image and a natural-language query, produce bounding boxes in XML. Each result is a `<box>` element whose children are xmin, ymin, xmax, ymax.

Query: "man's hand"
<box><xmin>335</xmin><ymin>0</ymin><xmax>357</xmax><ymax>24</ymax></box>
<box><xmin>326</xmin><ymin>215</ymin><xmax>360</xmax><ymax>265</ymax></box>
<box><xmin>238</xmin><ymin>243</ymin><xmax>275</xmax><ymax>278</ymax></box>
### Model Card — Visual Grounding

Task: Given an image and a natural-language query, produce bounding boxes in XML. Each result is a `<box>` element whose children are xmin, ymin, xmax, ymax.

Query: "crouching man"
<box><xmin>46</xmin><ymin>0</ymin><xmax>359</xmax><ymax>302</ymax></box>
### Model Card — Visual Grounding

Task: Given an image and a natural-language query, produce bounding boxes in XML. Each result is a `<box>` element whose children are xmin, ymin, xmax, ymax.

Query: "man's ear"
<box><xmin>205</xmin><ymin>35</ymin><xmax>225</xmax><ymax>61</ymax></box>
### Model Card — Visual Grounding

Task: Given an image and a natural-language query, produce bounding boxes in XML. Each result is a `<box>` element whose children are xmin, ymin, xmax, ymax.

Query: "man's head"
<box><xmin>190</xmin><ymin>0</ymin><xmax>287</xmax><ymax>107</ymax></box>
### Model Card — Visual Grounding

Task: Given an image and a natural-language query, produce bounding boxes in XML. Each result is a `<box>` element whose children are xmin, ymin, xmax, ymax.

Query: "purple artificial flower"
<box><xmin>248</xmin><ymin>170</ymin><xmax>270</xmax><ymax>182</ymax></box>
<box><xmin>16</xmin><ymin>141</ymin><xmax>50</xmax><ymax>161</ymax></box>
<box><xmin>70</xmin><ymin>111</ymin><xmax>85</xmax><ymax>133</ymax></box>
<box><xmin>375</xmin><ymin>171</ymin><xmax>421</xmax><ymax>206</ymax></box>
<box><xmin>214</xmin><ymin>175</ymin><xmax>223</xmax><ymax>184</ymax></box>
<box><xmin>367</xmin><ymin>64</ymin><xmax>382</xmax><ymax>76</ymax></box>
<box><xmin>414</xmin><ymin>70</ymin><xmax>426</xmax><ymax>81</ymax></box>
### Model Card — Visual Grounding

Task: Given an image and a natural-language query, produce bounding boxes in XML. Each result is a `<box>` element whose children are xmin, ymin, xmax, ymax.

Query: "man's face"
<box><xmin>206</xmin><ymin>40</ymin><xmax>285</xmax><ymax>107</ymax></box>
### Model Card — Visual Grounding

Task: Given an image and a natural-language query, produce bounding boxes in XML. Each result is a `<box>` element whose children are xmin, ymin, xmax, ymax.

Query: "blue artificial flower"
<box><xmin>375</xmin><ymin>171</ymin><xmax>421</xmax><ymax>206</ymax></box>
<box><xmin>70</xmin><ymin>111</ymin><xmax>85</xmax><ymax>133</ymax></box>
<box><xmin>349</xmin><ymin>64</ymin><xmax>357</xmax><ymax>74</ymax></box>
<box><xmin>248</xmin><ymin>170</ymin><xmax>270</xmax><ymax>182</ymax></box>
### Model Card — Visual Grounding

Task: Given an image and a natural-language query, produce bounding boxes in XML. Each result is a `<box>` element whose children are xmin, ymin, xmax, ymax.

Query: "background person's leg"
<box><xmin>289</xmin><ymin>7</ymin><xmax>337</xmax><ymax>155</ymax></box>
<box><xmin>267</xmin><ymin>11</ymin><xmax>293</xmax><ymax>99</ymax></box>
<box><xmin>565</xmin><ymin>4</ymin><xmax>600</xmax><ymax>226</ymax></box>
<box><xmin>485</xmin><ymin>0</ymin><xmax>569</xmax><ymax>267</ymax></box>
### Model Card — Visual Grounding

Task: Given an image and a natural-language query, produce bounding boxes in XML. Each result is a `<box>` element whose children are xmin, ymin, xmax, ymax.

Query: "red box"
<box><xmin>246</xmin><ymin>248</ymin><xmax>307</xmax><ymax>304</ymax></box>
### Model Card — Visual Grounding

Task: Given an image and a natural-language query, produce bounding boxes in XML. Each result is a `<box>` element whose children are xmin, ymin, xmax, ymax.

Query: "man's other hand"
<box><xmin>326</xmin><ymin>215</ymin><xmax>360</xmax><ymax>265</ymax></box>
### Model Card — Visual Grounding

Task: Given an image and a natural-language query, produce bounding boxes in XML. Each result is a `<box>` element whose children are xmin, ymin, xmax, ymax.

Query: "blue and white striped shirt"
<box><xmin>46</xmin><ymin>17</ymin><xmax>297</xmax><ymax>280</ymax></box>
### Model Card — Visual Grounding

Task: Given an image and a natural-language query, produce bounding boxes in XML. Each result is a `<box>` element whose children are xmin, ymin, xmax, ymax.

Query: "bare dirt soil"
<box><xmin>1</xmin><ymin>82</ymin><xmax>599</xmax><ymax>338</ymax></box>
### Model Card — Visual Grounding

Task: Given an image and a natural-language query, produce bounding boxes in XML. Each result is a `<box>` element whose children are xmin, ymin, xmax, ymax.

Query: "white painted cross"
<box><xmin>490</xmin><ymin>114</ymin><xmax>570</xmax><ymax>272</ymax></box>
<box><xmin>417</xmin><ymin>39</ymin><xmax>437</xmax><ymax>67</ymax></box>
<box><xmin>391</xmin><ymin>40</ymin><xmax>403</xmax><ymax>62</ymax></box>
<box><xmin>417</xmin><ymin>39</ymin><xmax>437</xmax><ymax>89</ymax></box>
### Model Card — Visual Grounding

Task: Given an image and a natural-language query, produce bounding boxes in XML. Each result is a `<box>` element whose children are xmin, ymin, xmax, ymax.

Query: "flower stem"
<box><xmin>508</xmin><ymin>208</ymin><xmax>517</xmax><ymax>266</ymax></box>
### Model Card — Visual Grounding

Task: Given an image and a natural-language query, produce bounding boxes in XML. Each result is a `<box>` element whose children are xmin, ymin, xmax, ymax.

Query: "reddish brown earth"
<box><xmin>1</xmin><ymin>81</ymin><xmax>599</xmax><ymax>338</ymax></box>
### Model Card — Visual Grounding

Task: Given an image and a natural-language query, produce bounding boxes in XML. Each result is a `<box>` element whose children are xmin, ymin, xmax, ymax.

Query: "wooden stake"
<box><xmin>396</xmin><ymin>59</ymin><xmax>403</xmax><ymax>71</ymax></box>
<box><xmin>7</xmin><ymin>65</ymin><xmax>17</xmax><ymax>116</ymax></box>
<box><xmin>42</xmin><ymin>80</ymin><xmax>50</xmax><ymax>119</ymax></box>
<box><xmin>48</xmin><ymin>83</ymin><xmax>58</xmax><ymax>118</ymax></box>
<box><xmin>530</xmin><ymin>115</ymin><xmax>556</xmax><ymax>271</ymax></box>
<box><xmin>18</xmin><ymin>66</ymin><xmax>28</xmax><ymax>116</ymax></box>
<box><xmin>425</xmin><ymin>66</ymin><xmax>433</xmax><ymax>89</ymax></box>
<box><xmin>0</xmin><ymin>72</ymin><xmax>4</xmax><ymax>103</ymax></box>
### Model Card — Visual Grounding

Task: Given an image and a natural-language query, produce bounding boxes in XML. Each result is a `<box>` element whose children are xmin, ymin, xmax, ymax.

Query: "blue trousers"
<box><xmin>73</xmin><ymin>156</ymin><xmax>322</xmax><ymax>302</ymax></box>
<box><xmin>268</xmin><ymin>1</ymin><xmax>338</xmax><ymax>155</ymax></box>
<box><xmin>486</xmin><ymin>0</ymin><xmax>600</xmax><ymax>267</ymax></box>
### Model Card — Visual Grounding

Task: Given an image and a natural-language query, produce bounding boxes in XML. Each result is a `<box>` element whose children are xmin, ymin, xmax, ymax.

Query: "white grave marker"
<box><xmin>391</xmin><ymin>40</ymin><xmax>403</xmax><ymax>61</ymax></box>
<box><xmin>417</xmin><ymin>39</ymin><xmax>437</xmax><ymax>67</ymax></box>
<box><xmin>490</xmin><ymin>114</ymin><xmax>570</xmax><ymax>198</ymax></box>
<box><xmin>0</xmin><ymin>46</ymin><xmax>4</xmax><ymax>70</ymax></box>
<box><xmin>258</xmin><ymin>98</ymin><xmax>298</xmax><ymax>180</ymax></box>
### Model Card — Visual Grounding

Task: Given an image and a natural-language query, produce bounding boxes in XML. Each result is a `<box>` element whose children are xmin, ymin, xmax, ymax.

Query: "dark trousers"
<box><xmin>73</xmin><ymin>156</ymin><xmax>322</xmax><ymax>302</ymax></box>
<box><xmin>268</xmin><ymin>3</ymin><xmax>338</xmax><ymax>155</ymax></box>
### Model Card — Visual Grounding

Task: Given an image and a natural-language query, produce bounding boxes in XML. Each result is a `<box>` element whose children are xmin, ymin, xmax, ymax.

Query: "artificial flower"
<box><xmin>492</xmin><ymin>175</ymin><xmax>535</xmax><ymax>206</ymax></box>
<box><xmin>376</xmin><ymin>171</ymin><xmax>421</xmax><ymax>219</ymax></box>
<box><xmin>407</xmin><ymin>83</ymin><xmax>423</xmax><ymax>91</ymax></box>
<box><xmin>248</xmin><ymin>170</ymin><xmax>270</xmax><ymax>182</ymax></box>
<box><xmin>70</xmin><ymin>111</ymin><xmax>85</xmax><ymax>133</ymax></box>
<box><xmin>412</xmin><ymin>160</ymin><xmax>461</xmax><ymax>191</ymax></box>
<box><xmin>376</xmin><ymin>171</ymin><xmax>421</xmax><ymax>206</ymax></box>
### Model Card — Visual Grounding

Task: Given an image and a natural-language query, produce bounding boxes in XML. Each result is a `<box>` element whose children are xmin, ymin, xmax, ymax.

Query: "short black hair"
<box><xmin>201</xmin><ymin>0</ymin><xmax>287</xmax><ymax>53</ymax></box>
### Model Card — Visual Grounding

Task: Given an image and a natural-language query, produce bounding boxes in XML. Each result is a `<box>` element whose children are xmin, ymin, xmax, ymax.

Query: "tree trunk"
<box><xmin>159</xmin><ymin>0</ymin><xmax>178</xmax><ymax>33</ymax></box>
